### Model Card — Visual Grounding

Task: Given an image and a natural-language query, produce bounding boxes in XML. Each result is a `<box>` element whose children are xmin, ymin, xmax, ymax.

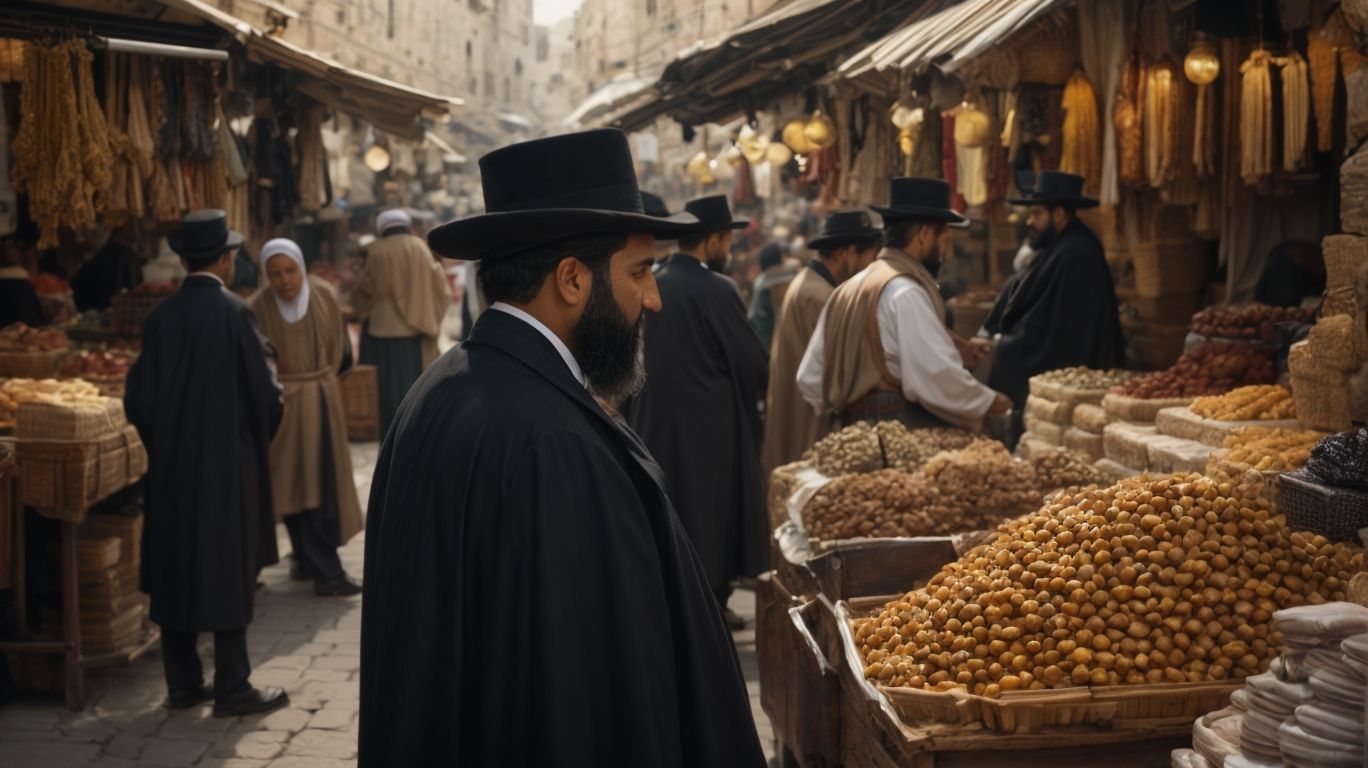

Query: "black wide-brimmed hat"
<box><xmin>683</xmin><ymin>195</ymin><xmax>749</xmax><ymax>233</ymax></box>
<box><xmin>807</xmin><ymin>210</ymin><xmax>882</xmax><ymax>251</ymax></box>
<box><xmin>167</xmin><ymin>209</ymin><xmax>244</xmax><ymax>262</ymax></box>
<box><xmin>1008</xmin><ymin>170</ymin><xmax>1099</xmax><ymax>209</ymax></box>
<box><xmin>641</xmin><ymin>192</ymin><xmax>670</xmax><ymax>218</ymax></box>
<box><xmin>427</xmin><ymin>129</ymin><xmax>699</xmax><ymax>261</ymax></box>
<box><xmin>871</xmin><ymin>177</ymin><xmax>969</xmax><ymax>227</ymax></box>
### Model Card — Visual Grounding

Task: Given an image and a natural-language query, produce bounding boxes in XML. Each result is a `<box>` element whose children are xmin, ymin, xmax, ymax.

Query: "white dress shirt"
<box><xmin>796</xmin><ymin>270</ymin><xmax>996</xmax><ymax>422</ymax></box>
<box><xmin>488</xmin><ymin>302</ymin><xmax>586</xmax><ymax>387</ymax></box>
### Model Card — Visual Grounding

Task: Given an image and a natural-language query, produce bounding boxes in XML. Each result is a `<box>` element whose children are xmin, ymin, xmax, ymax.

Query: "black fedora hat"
<box><xmin>167</xmin><ymin>209</ymin><xmax>244</xmax><ymax>262</ymax></box>
<box><xmin>641</xmin><ymin>191</ymin><xmax>670</xmax><ymax>218</ymax></box>
<box><xmin>683</xmin><ymin>195</ymin><xmax>749</xmax><ymax>233</ymax></box>
<box><xmin>871</xmin><ymin>177</ymin><xmax>969</xmax><ymax>228</ymax></box>
<box><xmin>807</xmin><ymin>210</ymin><xmax>882</xmax><ymax>251</ymax></box>
<box><xmin>427</xmin><ymin>129</ymin><xmax>699</xmax><ymax>261</ymax></box>
<box><xmin>1008</xmin><ymin>170</ymin><xmax>1099</xmax><ymax>209</ymax></box>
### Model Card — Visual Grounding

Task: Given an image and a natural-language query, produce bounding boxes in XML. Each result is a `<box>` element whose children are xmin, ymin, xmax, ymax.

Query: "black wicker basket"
<box><xmin>1279</xmin><ymin>470</ymin><xmax>1368</xmax><ymax>542</ymax></box>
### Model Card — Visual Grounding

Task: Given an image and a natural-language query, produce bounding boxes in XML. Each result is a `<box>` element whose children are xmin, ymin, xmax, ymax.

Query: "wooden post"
<box><xmin>61</xmin><ymin>522</ymin><xmax>83</xmax><ymax>710</ymax></box>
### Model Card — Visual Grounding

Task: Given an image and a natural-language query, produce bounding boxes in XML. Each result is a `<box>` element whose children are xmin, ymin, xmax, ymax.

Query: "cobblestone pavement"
<box><xmin>0</xmin><ymin>444</ymin><xmax>776</xmax><ymax>766</ymax></box>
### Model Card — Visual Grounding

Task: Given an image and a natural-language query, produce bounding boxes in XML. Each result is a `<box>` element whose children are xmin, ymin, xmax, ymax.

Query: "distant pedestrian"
<box><xmin>352</xmin><ymin>208</ymin><xmax>448</xmax><ymax>433</ymax></box>
<box><xmin>124</xmin><ymin>210</ymin><xmax>288</xmax><ymax>718</ymax></box>
<box><xmin>748</xmin><ymin>241</ymin><xmax>799</xmax><ymax>350</ymax></box>
<box><xmin>249</xmin><ymin>238</ymin><xmax>364</xmax><ymax>597</ymax></box>
<box><xmin>627</xmin><ymin>194</ymin><xmax>770</xmax><ymax>629</ymax></box>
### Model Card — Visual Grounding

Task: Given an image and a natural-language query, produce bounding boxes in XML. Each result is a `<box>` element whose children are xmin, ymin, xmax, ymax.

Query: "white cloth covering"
<box><xmin>376</xmin><ymin>208</ymin><xmax>412</xmax><ymax>233</ymax></box>
<box><xmin>796</xmin><ymin>271</ymin><xmax>997</xmax><ymax>423</ymax></box>
<box><xmin>488</xmin><ymin>302</ymin><xmax>584</xmax><ymax>388</ymax></box>
<box><xmin>261</xmin><ymin>238</ymin><xmax>310</xmax><ymax>324</ymax></box>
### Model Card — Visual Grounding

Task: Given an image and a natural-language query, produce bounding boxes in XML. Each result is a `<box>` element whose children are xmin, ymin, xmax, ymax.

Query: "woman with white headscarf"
<box><xmin>248</xmin><ymin>238</ymin><xmax>363</xmax><ymax>596</ymax></box>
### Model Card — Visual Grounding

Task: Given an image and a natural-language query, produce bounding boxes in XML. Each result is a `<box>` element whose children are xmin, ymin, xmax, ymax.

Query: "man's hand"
<box><xmin>952</xmin><ymin>334</ymin><xmax>983</xmax><ymax>369</ymax></box>
<box><xmin>988</xmin><ymin>393</ymin><xmax>1012</xmax><ymax>415</ymax></box>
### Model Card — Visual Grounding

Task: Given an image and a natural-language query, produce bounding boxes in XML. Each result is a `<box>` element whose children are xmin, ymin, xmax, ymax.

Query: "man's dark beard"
<box><xmin>574</xmin><ymin>268</ymin><xmax>646</xmax><ymax>405</ymax></box>
<box><xmin>923</xmin><ymin>256</ymin><xmax>943</xmax><ymax>278</ymax></box>
<box><xmin>1029</xmin><ymin>222</ymin><xmax>1058</xmax><ymax>251</ymax></box>
<box><xmin>706</xmin><ymin>255</ymin><xmax>727</xmax><ymax>273</ymax></box>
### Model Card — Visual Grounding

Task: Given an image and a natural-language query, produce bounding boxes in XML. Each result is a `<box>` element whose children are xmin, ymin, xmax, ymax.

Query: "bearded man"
<box><xmin>358</xmin><ymin>130</ymin><xmax>765</xmax><ymax>767</ymax></box>
<box><xmin>980</xmin><ymin>171</ymin><xmax>1124</xmax><ymax>415</ymax></box>
<box><xmin>626</xmin><ymin>194</ymin><xmax>770</xmax><ymax>629</ymax></box>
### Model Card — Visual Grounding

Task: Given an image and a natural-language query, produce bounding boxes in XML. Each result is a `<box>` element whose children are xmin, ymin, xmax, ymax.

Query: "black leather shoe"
<box><xmin>314</xmin><ymin>576</ymin><xmax>362</xmax><ymax>597</ymax></box>
<box><xmin>289</xmin><ymin>554</ymin><xmax>313</xmax><ymax>582</ymax></box>
<box><xmin>213</xmin><ymin>686</ymin><xmax>289</xmax><ymax>718</ymax></box>
<box><xmin>167</xmin><ymin>684</ymin><xmax>212</xmax><ymax>709</ymax></box>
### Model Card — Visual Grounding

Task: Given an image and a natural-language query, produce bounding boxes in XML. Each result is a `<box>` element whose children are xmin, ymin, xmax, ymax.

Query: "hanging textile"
<box><xmin>1239</xmin><ymin>50</ymin><xmax>1275</xmax><ymax>185</ymax></box>
<box><xmin>1076</xmin><ymin>0</ymin><xmax>1127</xmax><ymax>205</ymax></box>
<box><xmin>985</xmin><ymin>95</ymin><xmax>1009</xmax><ymax>203</ymax></box>
<box><xmin>1162</xmin><ymin>72</ymin><xmax>1198</xmax><ymax>206</ymax></box>
<box><xmin>1059</xmin><ymin>70</ymin><xmax>1101</xmax><ymax>191</ymax></box>
<box><xmin>941</xmin><ymin>112</ymin><xmax>964</xmax><ymax>212</ymax></box>
<box><xmin>1193</xmin><ymin>74</ymin><xmax>1217</xmax><ymax>176</ymax></box>
<box><xmin>952</xmin><ymin>105</ymin><xmax>990</xmax><ymax>206</ymax></box>
<box><xmin>909</xmin><ymin>106</ymin><xmax>942</xmax><ymax>180</ymax></box>
<box><xmin>1143</xmin><ymin>59</ymin><xmax>1177</xmax><ymax>188</ymax></box>
<box><xmin>295</xmin><ymin>101</ymin><xmax>330</xmax><ymax>213</ymax></box>
<box><xmin>1116</xmin><ymin>51</ymin><xmax>1147</xmax><ymax>188</ymax></box>
<box><xmin>1280</xmin><ymin>52</ymin><xmax>1310</xmax><ymax>171</ymax></box>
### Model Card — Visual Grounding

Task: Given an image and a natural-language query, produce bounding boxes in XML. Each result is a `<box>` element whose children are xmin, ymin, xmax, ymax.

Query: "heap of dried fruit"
<box><xmin>810</xmin><ymin>422</ymin><xmax>884</xmax><ymax>476</ymax></box>
<box><xmin>855</xmin><ymin>473</ymin><xmax>1367</xmax><ymax>696</ymax></box>
<box><xmin>803</xmin><ymin>469</ymin><xmax>941</xmax><ymax>540</ymax></box>
<box><xmin>878</xmin><ymin>422</ymin><xmax>976</xmax><ymax>470</ymax></box>
<box><xmin>919</xmin><ymin>441</ymin><xmax>1043</xmax><ymax>522</ymax></box>
<box><xmin>1035</xmin><ymin>367</ymin><xmax>1138</xmax><ymax>390</ymax></box>
<box><xmin>0</xmin><ymin>323</ymin><xmax>67</xmax><ymax>352</ymax></box>
<box><xmin>1031</xmin><ymin>448</ymin><xmax>1109</xmax><ymax>493</ymax></box>
<box><xmin>809</xmin><ymin>421</ymin><xmax>978</xmax><ymax>476</ymax></box>
<box><xmin>1190</xmin><ymin>385</ymin><xmax>1296</xmax><ymax>421</ymax></box>
<box><xmin>1113</xmin><ymin>343</ymin><xmax>1276</xmax><ymax>399</ymax></box>
<box><xmin>1191</xmin><ymin>305</ymin><xmax>1315</xmax><ymax>341</ymax></box>
<box><xmin>1216</xmin><ymin>427</ymin><xmax>1323</xmax><ymax>473</ymax></box>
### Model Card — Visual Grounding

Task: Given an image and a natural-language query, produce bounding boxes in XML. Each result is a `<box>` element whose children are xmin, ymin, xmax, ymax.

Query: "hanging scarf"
<box><xmin>1059</xmin><ymin>70</ymin><xmax>1100</xmax><ymax>190</ymax></box>
<box><xmin>1240</xmin><ymin>50</ymin><xmax>1275</xmax><ymax>185</ymax></box>
<box><xmin>1280</xmin><ymin>52</ymin><xmax>1310</xmax><ymax>172</ymax></box>
<box><xmin>1193</xmin><ymin>73</ymin><xmax>1217</xmax><ymax>176</ymax></box>
<box><xmin>262</xmin><ymin>238</ymin><xmax>311</xmax><ymax>324</ymax></box>
<box><xmin>1116</xmin><ymin>51</ymin><xmax>1147</xmax><ymax>188</ymax></box>
<box><xmin>1143</xmin><ymin>59</ymin><xmax>1177</xmax><ymax>188</ymax></box>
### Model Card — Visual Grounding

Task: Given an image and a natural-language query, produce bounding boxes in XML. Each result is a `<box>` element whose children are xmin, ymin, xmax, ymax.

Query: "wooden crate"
<box><xmin>339</xmin><ymin>365</ymin><xmax>381</xmax><ymax>442</ymax></box>
<box><xmin>757</xmin><ymin>573</ymin><xmax>842</xmax><ymax>767</ymax></box>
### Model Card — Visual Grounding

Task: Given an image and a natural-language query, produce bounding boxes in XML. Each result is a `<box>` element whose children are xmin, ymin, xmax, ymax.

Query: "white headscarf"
<box><xmin>262</xmin><ymin>238</ymin><xmax>311</xmax><ymax>324</ymax></box>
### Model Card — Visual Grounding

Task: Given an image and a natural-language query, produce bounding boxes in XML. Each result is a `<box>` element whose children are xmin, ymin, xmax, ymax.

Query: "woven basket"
<box><xmin>17</xmin><ymin>426</ymin><xmax>147</xmax><ymax>523</ymax></box>
<box><xmin>1064</xmin><ymin>428</ymin><xmax>1105</xmax><ymax>462</ymax></box>
<box><xmin>16</xmin><ymin>399</ymin><xmax>125</xmax><ymax>441</ymax></box>
<box><xmin>1130</xmin><ymin>240</ymin><xmax>1207</xmax><ymax>298</ymax></box>
<box><xmin>1279</xmin><ymin>470</ymin><xmax>1368</xmax><ymax>542</ymax></box>
<box><xmin>1023</xmin><ymin>417</ymin><xmax>1065</xmax><ymax>446</ymax></box>
<box><xmin>110</xmin><ymin>291</ymin><xmax>170</xmax><ymax>337</ymax></box>
<box><xmin>0</xmin><ymin>349</ymin><xmax>68</xmax><ymax>378</ymax></box>
<box><xmin>1072</xmin><ymin>403</ymin><xmax>1109</xmax><ymax>434</ymax></box>
<box><xmin>1103</xmin><ymin>393</ymin><xmax>1195</xmax><ymax>424</ymax></box>
<box><xmin>340</xmin><ymin>365</ymin><xmax>380</xmax><ymax>442</ymax></box>
<box><xmin>1025</xmin><ymin>395</ymin><xmax>1075</xmax><ymax>425</ymax></box>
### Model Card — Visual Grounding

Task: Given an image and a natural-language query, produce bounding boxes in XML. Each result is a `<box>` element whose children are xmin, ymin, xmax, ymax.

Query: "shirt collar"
<box><xmin>806</xmin><ymin>258</ymin><xmax>837</xmax><ymax>288</ymax></box>
<box><xmin>188</xmin><ymin>271</ymin><xmax>225</xmax><ymax>286</ymax></box>
<box><xmin>488</xmin><ymin>302</ymin><xmax>585</xmax><ymax>387</ymax></box>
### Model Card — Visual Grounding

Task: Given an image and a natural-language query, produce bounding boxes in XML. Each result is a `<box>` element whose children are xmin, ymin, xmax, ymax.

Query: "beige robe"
<box><xmin>762</xmin><ymin>263</ymin><xmax>835</xmax><ymax>475</ymax></box>
<box><xmin>249</xmin><ymin>278</ymin><xmax>363</xmax><ymax>544</ymax></box>
<box><xmin>351</xmin><ymin>233</ymin><xmax>448</xmax><ymax>367</ymax></box>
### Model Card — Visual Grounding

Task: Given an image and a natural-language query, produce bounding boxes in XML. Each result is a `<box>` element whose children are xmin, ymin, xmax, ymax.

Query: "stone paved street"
<box><xmin>0</xmin><ymin>444</ymin><xmax>775</xmax><ymax>766</ymax></box>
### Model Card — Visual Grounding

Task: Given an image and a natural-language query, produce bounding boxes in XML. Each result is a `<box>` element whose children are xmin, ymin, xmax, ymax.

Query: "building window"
<box><xmin>514</xmin><ymin>59</ymin><xmax>522</xmax><ymax>76</ymax></box>
<box><xmin>647</xmin><ymin>0</ymin><xmax>657</xmax><ymax>15</ymax></box>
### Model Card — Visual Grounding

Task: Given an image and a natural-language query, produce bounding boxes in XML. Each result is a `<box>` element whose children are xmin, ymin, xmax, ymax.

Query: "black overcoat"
<box><xmin>626</xmin><ymin>254</ymin><xmax>770</xmax><ymax>595</ymax></box>
<box><xmin>125</xmin><ymin>274</ymin><xmax>282</xmax><ymax>632</ymax></box>
<box><xmin>985</xmin><ymin>220</ymin><xmax>1126</xmax><ymax>407</ymax></box>
<box><xmin>358</xmin><ymin>308</ymin><xmax>765</xmax><ymax>767</ymax></box>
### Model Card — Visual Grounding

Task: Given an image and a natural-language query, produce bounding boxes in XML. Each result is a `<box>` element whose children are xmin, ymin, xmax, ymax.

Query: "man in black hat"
<box><xmin>641</xmin><ymin>190</ymin><xmax>679</xmax><ymax>264</ymax></box>
<box><xmin>762</xmin><ymin>210</ymin><xmax>881</xmax><ymax>474</ymax></box>
<box><xmin>360</xmin><ymin>130</ymin><xmax>765</xmax><ymax>766</ymax></box>
<box><xmin>124</xmin><ymin>210</ymin><xmax>289</xmax><ymax>717</ymax></box>
<box><xmin>625</xmin><ymin>194</ymin><xmax>769</xmax><ymax>629</ymax></box>
<box><xmin>981</xmin><ymin>171</ymin><xmax>1125</xmax><ymax>425</ymax></box>
<box><xmin>797</xmin><ymin>178</ymin><xmax>1012</xmax><ymax>430</ymax></box>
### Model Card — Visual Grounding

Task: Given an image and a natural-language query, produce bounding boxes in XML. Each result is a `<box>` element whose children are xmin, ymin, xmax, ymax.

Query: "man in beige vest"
<box><xmin>353</xmin><ymin>208</ymin><xmax>449</xmax><ymax>433</ymax></box>
<box><xmin>796</xmin><ymin>178</ymin><xmax>1011</xmax><ymax>431</ymax></box>
<box><xmin>762</xmin><ymin>210</ymin><xmax>880</xmax><ymax>475</ymax></box>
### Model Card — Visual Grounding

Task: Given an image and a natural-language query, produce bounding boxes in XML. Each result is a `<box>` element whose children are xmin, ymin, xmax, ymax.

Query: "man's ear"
<box><xmin>551</xmin><ymin>255</ymin><xmax>591</xmax><ymax>307</ymax></box>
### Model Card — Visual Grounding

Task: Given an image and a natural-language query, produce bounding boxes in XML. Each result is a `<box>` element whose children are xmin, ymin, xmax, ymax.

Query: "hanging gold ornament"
<box><xmin>898</xmin><ymin>126</ymin><xmax>916</xmax><ymax>157</ymax></box>
<box><xmin>710</xmin><ymin>156</ymin><xmax>735</xmax><ymax>181</ymax></box>
<box><xmin>1184</xmin><ymin>34</ymin><xmax>1220</xmax><ymax>85</ymax></box>
<box><xmin>722</xmin><ymin>144</ymin><xmax>744</xmax><ymax>168</ymax></box>
<box><xmin>739</xmin><ymin>125</ymin><xmax>770</xmax><ymax>164</ymax></box>
<box><xmin>803</xmin><ymin>110</ymin><xmax>835</xmax><ymax>148</ymax></box>
<box><xmin>685</xmin><ymin>150</ymin><xmax>711</xmax><ymax>179</ymax></box>
<box><xmin>782</xmin><ymin>119</ymin><xmax>817</xmax><ymax>154</ymax></box>
<box><xmin>364</xmin><ymin>145</ymin><xmax>392</xmax><ymax>172</ymax></box>
<box><xmin>766</xmin><ymin>142</ymin><xmax>793</xmax><ymax>166</ymax></box>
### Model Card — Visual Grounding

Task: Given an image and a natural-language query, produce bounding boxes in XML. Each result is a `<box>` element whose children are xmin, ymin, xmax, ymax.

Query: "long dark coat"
<box><xmin>358</xmin><ymin>308</ymin><xmax>765</xmax><ymax>767</ymax></box>
<box><xmin>125</xmin><ymin>274</ymin><xmax>282</xmax><ymax>632</ymax></box>
<box><xmin>985</xmin><ymin>219</ymin><xmax>1126</xmax><ymax>407</ymax></box>
<box><xmin>626</xmin><ymin>253</ymin><xmax>770</xmax><ymax>595</ymax></box>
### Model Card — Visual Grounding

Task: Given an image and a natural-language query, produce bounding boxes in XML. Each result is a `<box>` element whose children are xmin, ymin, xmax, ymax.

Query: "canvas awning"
<box><xmin>837</xmin><ymin>0</ymin><xmax>1068</xmax><ymax>78</ymax></box>
<box><xmin>609</xmin><ymin>0</ymin><xmax>934</xmax><ymax>131</ymax></box>
<box><xmin>564</xmin><ymin>75</ymin><xmax>657</xmax><ymax>128</ymax></box>
<box><xmin>158</xmin><ymin>0</ymin><xmax>462</xmax><ymax>139</ymax></box>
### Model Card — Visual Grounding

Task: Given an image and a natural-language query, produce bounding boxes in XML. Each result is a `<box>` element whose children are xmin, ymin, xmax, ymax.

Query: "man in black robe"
<box><xmin>626</xmin><ymin>195</ymin><xmax>770</xmax><ymax>629</ymax></box>
<box><xmin>360</xmin><ymin>130</ymin><xmax>765</xmax><ymax>766</ymax></box>
<box><xmin>0</xmin><ymin>235</ymin><xmax>44</xmax><ymax>327</ymax></box>
<box><xmin>72</xmin><ymin>223</ymin><xmax>143</xmax><ymax>311</ymax></box>
<box><xmin>981</xmin><ymin>171</ymin><xmax>1125</xmax><ymax>420</ymax></box>
<box><xmin>125</xmin><ymin>210</ymin><xmax>288</xmax><ymax>718</ymax></box>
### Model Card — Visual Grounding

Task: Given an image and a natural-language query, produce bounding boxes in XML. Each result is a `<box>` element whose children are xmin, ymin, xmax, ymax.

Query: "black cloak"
<box><xmin>125</xmin><ymin>274</ymin><xmax>282</xmax><ymax>632</ymax></box>
<box><xmin>0</xmin><ymin>276</ymin><xmax>44</xmax><ymax>327</ymax></box>
<box><xmin>359</xmin><ymin>308</ymin><xmax>765</xmax><ymax>767</ymax></box>
<box><xmin>984</xmin><ymin>219</ymin><xmax>1125</xmax><ymax>406</ymax></box>
<box><xmin>626</xmin><ymin>254</ymin><xmax>770</xmax><ymax>596</ymax></box>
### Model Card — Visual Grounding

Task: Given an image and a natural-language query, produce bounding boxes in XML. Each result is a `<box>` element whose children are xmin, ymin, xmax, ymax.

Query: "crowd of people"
<box><xmin>11</xmin><ymin>125</ymin><xmax>1127</xmax><ymax>758</ymax></box>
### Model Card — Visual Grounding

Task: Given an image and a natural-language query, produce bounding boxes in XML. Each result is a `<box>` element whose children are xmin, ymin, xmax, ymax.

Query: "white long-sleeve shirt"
<box><xmin>796</xmin><ymin>271</ymin><xmax>996</xmax><ymax>422</ymax></box>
